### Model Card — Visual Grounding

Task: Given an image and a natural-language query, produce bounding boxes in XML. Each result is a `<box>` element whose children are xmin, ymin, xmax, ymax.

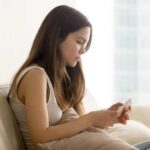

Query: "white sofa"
<box><xmin>0</xmin><ymin>85</ymin><xmax>25</xmax><ymax>150</ymax></box>
<box><xmin>0</xmin><ymin>84</ymin><xmax>150</xmax><ymax>150</ymax></box>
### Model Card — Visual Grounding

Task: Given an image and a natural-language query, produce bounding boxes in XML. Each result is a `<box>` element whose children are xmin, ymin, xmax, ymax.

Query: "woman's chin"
<box><xmin>67</xmin><ymin>62</ymin><xmax>78</xmax><ymax>68</ymax></box>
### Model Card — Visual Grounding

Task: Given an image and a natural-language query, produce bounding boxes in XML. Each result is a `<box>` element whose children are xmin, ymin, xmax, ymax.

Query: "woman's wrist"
<box><xmin>85</xmin><ymin>112</ymin><xmax>94</xmax><ymax>127</ymax></box>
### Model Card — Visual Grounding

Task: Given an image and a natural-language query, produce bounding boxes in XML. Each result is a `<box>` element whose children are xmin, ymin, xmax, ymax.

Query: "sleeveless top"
<box><xmin>9</xmin><ymin>64</ymin><xmax>63</xmax><ymax>149</ymax></box>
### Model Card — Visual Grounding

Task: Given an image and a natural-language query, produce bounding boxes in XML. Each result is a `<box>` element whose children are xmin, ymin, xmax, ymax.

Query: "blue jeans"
<box><xmin>134</xmin><ymin>141</ymin><xmax>150</xmax><ymax>150</ymax></box>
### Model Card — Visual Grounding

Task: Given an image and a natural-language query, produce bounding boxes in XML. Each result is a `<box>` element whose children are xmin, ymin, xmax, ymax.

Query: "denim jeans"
<box><xmin>134</xmin><ymin>141</ymin><xmax>150</xmax><ymax>150</ymax></box>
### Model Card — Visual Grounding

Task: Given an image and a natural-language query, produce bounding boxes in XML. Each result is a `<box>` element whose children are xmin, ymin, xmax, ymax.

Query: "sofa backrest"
<box><xmin>0</xmin><ymin>85</ymin><xmax>25</xmax><ymax>150</ymax></box>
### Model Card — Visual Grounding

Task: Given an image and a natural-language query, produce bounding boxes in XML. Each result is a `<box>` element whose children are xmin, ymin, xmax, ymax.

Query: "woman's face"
<box><xmin>59</xmin><ymin>26</ymin><xmax>91</xmax><ymax>67</ymax></box>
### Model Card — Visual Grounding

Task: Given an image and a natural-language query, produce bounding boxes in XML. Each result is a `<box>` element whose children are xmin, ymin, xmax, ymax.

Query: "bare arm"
<box><xmin>19</xmin><ymin>68</ymin><xmax>120</xmax><ymax>144</ymax></box>
<box><xmin>19</xmin><ymin>69</ymin><xmax>93</xmax><ymax>144</ymax></box>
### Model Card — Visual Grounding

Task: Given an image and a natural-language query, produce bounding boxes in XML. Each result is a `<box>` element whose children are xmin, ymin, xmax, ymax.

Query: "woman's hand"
<box><xmin>117</xmin><ymin>106</ymin><xmax>131</xmax><ymax>124</ymax></box>
<box><xmin>108</xmin><ymin>102</ymin><xmax>131</xmax><ymax>124</ymax></box>
<box><xmin>88</xmin><ymin>109</ymin><xmax>118</xmax><ymax>129</ymax></box>
<box><xmin>108</xmin><ymin>102</ymin><xmax>123</xmax><ymax>111</ymax></box>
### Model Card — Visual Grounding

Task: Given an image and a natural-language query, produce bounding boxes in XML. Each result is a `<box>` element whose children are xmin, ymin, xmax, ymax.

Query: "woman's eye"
<box><xmin>77</xmin><ymin>41</ymin><xmax>83</xmax><ymax>45</ymax></box>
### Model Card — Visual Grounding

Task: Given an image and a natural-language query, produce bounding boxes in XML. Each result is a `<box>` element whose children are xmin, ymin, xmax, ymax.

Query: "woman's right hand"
<box><xmin>88</xmin><ymin>110</ymin><xmax>118</xmax><ymax>129</ymax></box>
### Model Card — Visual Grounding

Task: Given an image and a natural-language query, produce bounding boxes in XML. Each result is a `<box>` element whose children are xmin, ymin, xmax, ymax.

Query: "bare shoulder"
<box><xmin>23</xmin><ymin>68</ymin><xmax>46</xmax><ymax>83</ymax></box>
<box><xmin>18</xmin><ymin>68</ymin><xmax>47</xmax><ymax>103</ymax></box>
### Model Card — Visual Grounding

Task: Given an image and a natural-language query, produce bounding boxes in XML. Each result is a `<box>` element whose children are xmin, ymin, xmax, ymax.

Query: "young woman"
<box><xmin>8</xmin><ymin>5</ymin><xmax>139</xmax><ymax>150</ymax></box>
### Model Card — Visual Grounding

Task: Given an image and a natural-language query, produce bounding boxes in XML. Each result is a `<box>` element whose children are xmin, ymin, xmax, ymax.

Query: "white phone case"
<box><xmin>117</xmin><ymin>99</ymin><xmax>132</xmax><ymax>117</ymax></box>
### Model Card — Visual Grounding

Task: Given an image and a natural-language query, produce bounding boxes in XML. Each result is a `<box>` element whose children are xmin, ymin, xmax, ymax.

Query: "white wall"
<box><xmin>77</xmin><ymin>0</ymin><xmax>114</xmax><ymax>108</ymax></box>
<box><xmin>0</xmin><ymin>0</ymin><xmax>76</xmax><ymax>85</ymax></box>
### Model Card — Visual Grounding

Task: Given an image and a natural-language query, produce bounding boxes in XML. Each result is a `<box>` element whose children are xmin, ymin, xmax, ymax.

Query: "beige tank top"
<box><xmin>9</xmin><ymin>64</ymin><xmax>63</xmax><ymax>149</ymax></box>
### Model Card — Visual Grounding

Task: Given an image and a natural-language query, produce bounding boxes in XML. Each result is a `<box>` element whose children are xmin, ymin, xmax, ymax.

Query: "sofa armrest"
<box><xmin>130</xmin><ymin>104</ymin><xmax>150</xmax><ymax>128</ymax></box>
<box><xmin>0</xmin><ymin>84</ymin><xmax>25</xmax><ymax>150</ymax></box>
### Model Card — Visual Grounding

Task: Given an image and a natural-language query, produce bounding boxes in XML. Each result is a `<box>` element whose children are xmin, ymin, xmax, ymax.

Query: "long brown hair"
<box><xmin>8</xmin><ymin>5</ymin><xmax>92</xmax><ymax>116</ymax></box>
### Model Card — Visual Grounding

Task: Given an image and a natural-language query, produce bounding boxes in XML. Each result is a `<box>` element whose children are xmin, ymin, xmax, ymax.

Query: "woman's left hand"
<box><xmin>108</xmin><ymin>102</ymin><xmax>131</xmax><ymax>124</ymax></box>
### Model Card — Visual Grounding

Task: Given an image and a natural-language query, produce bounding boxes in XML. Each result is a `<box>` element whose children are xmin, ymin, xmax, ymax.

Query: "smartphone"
<box><xmin>117</xmin><ymin>98</ymin><xmax>132</xmax><ymax>117</ymax></box>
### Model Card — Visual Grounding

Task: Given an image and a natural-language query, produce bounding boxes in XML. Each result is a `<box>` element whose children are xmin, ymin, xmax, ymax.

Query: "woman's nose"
<box><xmin>79</xmin><ymin>48</ymin><xmax>85</xmax><ymax>54</ymax></box>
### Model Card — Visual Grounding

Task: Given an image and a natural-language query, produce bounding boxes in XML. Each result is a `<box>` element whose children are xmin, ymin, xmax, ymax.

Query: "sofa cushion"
<box><xmin>0</xmin><ymin>85</ymin><xmax>25</xmax><ymax>150</ymax></box>
<box><xmin>130</xmin><ymin>104</ymin><xmax>150</xmax><ymax>128</ymax></box>
<box><xmin>106</xmin><ymin>120</ymin><xmax>150</xmax><ymax>145</ymax></box>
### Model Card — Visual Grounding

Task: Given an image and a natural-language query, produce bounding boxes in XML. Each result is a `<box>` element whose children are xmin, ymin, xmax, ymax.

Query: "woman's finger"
<box><xmin>108</xmin><ymin>102</ymin><xmax>123</xmax><ymax>111</ymax></box>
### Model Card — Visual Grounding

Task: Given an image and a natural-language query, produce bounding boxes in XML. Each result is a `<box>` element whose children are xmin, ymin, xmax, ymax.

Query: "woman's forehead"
<box><xmin>71</xmin><ymin>27</ymin><xmax>91</xmax><ymax>39</ymax></box>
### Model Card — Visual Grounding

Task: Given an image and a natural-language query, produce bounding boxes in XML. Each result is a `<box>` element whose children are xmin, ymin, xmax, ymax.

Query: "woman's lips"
<box><xmin>74</xmin><ymin>57</ymin><xmax>80</xmax><ymax>61</ymax></box>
